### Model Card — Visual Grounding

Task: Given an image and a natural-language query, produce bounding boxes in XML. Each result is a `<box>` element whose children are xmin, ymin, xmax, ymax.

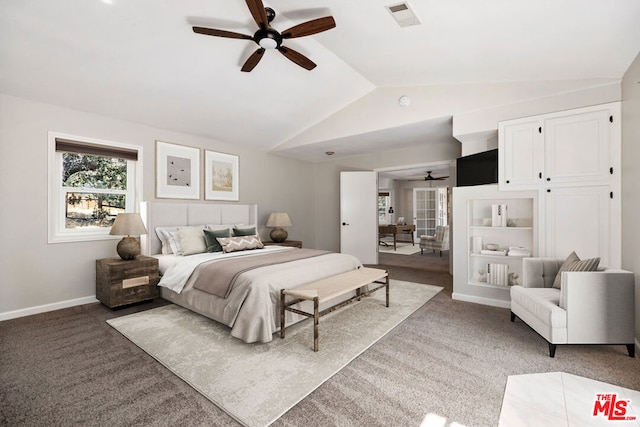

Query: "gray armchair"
<box><xmin>419</xmin><ymin>225</ymin><xmax>449</xmax><ymax>256</ymax></box>
<box><xmin>510</xmin><ymin>257</ymin><xmax>635</xmax><ymax>357</ymax></box>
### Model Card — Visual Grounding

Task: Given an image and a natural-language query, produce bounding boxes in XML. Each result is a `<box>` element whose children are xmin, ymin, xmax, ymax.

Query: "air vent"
<box><xmin>386</xmin><ymin>2</ymin><xmax>421</xmax><ymax>27</ymax></box>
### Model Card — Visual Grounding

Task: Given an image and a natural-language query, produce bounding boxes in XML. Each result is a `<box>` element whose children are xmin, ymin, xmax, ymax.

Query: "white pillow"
<box><xmin>177</xmin><ymin>225</ymin><xmax>207</xmax><ymax>256</ymax></box>
<box><xmin>207</xmin><ymin>224</ymin><xmax>233</xmax><ymax>232</ymax></box>
<box><xmin>169</xmin><ymin>231</ymin><xmax>183</xmax><ymax>256</ymax></box>
<box><xmin>155</xmin><ymin>227</ymin><xmax>177</xmax><ymax>255</ymax></box>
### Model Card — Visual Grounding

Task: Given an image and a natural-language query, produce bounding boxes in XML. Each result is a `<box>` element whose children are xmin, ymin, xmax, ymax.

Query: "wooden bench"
<box><xmin>280</xmin><ymin>267</ymin><xmax>389</xmax><ymax>352</ymax></box>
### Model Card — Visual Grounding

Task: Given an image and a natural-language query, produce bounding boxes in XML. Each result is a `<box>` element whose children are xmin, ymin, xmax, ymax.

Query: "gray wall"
<box><xmin>312</xmin><ymin>141</ymin><xmax>461</xmax><ymax>252</ymax></box>
<box><xmin>621</xmin><ymin>51</ymin><xmax>640</xmax><ymax>346</ymax></box>
<box><xmin>0</xmin><ymin>94</ymin><xmax>316</xmax><ymax>316</ymax></box>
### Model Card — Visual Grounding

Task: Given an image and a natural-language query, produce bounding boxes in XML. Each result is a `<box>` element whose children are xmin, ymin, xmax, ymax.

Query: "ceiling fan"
<box><xmin>410</xmin><ymin>171</ymin><xmax>450</xmax><ymax>181</ymax></box>
<box><xmin>192</xmin><ymin>0</ymin><xmax>336</xmax><ymax>72</ymax></box>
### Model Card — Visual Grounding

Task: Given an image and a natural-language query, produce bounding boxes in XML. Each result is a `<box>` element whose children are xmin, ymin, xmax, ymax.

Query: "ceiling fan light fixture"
<box><xmin>259</xmin><ymin>37</ymin><xmax>279</xmax><ymax>49</ymax></box>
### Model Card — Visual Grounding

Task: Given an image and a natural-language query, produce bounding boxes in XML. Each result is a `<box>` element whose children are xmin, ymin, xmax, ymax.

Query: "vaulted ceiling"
<box><xmin>1</xmin><ymin>0</ymin><xmax>639</xmax><ymax>162</ymax></box>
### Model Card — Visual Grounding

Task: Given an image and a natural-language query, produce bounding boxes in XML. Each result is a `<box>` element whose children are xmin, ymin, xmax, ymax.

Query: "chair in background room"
<box><xmin>419</xmin><ymin>225</ymin><xmax>449</xmax><ymax>256</ymax></box>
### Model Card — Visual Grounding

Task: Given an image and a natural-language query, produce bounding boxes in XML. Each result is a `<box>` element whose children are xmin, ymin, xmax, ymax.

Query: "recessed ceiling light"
<box><xmin>325</xmin><ymin>151</ymin><xmax>335</xmax><ymax>156</ymax></box>
<box><xmin>101</xmin><ymin>0</ymin><xmax>114</xmax><ymax>4</ymax></box>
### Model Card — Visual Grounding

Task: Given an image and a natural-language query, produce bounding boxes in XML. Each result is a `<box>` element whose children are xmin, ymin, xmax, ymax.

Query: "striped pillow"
<box><xmin>217</xmin><ymin>235</ymin><xmax>264</xmax><ymax>253</ymax></box>
<box><xmin>552</xmin><ymin>251</ymin><xmax>600</xmax><ymax>289</ymax></box>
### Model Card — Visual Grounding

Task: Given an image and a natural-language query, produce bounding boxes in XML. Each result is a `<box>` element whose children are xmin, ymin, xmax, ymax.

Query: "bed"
<box><xmin>140</xmin><ymin>201</ymin><xmax>363</xmax><ymax>343</ymax></box>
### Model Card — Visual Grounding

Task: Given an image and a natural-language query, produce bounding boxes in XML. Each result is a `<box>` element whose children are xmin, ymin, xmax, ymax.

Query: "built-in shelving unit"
<box><xmin>452</xmin><ymin>184</ymin><xmax>538</xmax><ymax>308</ymax></box>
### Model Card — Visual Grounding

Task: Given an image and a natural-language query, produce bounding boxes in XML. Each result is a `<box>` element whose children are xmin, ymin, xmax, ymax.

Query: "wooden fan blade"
<box><xmin>193</xmin><ymin>27</ymin><xmax>253</xmax><ymax>40</ymax></box>
<box><xmin>277</xmin><ymin>46</ymin><xmax>316</xmax><ymax>70</ymax></box>
<box><xmin>281</xmin><ymin>16</ymin><xmax>336</xmax><ymax>39</ymax></box>
<box><xmin>246</xmin><ymin>0</ymin><xmax>269</xmax><ymax>29</ymax></box>
<box><xmin>241</xmin><ymin>48</ymin><xmax>265</xmax><ymax>72</ymax></box>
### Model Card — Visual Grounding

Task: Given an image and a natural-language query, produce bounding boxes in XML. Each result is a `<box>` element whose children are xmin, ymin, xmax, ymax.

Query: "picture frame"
<box><xmin>156</xmin><ymin>140</ymin><xmax>200</xmax><ymax>199</ymax></box>
<box><xmin>204</xmin><ymin>150</ymin><xmax>239</xmax><ymax>201</ymax></box>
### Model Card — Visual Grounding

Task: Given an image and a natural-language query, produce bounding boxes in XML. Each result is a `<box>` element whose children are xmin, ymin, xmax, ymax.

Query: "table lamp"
<box><xmin>266</xmin><ymin>212</ymin><xmax>292</xmax><ymax>243</ymax></box>
<box><xmin>109</xmin><ymin>213</ymin><xmax>148</xmax><ymax>260</ymax></box>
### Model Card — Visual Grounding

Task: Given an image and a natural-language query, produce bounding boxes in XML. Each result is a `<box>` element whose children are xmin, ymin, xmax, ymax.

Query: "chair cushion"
<box><xmin>511</xmin><ymin>286</ymin><xmax>566</xmax><ymax>329</ymax></box>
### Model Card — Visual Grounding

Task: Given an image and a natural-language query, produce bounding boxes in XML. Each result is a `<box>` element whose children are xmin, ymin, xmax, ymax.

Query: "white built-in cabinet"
<box><xmin>453</xmin><ymin>102</ymin><xmax>621</xmax><ymax>307</ymax></box>
<box><xmin>498</xmin><ymin>102</ymin><xmax>621</xmax><ymax>268</ymax></box>
<box><xmin>499</xmin><ymin>103</ymin><xmax>617</xmax><ymax>189</ymax></box>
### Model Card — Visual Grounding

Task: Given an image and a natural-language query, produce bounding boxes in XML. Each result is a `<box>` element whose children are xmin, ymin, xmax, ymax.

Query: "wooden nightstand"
<box><xmin>96</xmin><ymin>255</ymin><xmax>160</xmax><ymax>308</ymax></box>
<box><xmin>263</xmin><ymin>240</ymin><xmax>302</xmax><ymax>248</ymax></box>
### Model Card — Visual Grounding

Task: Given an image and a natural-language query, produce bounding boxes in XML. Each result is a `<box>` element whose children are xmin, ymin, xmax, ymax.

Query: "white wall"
<box><xmin>0</xmin><ymin>94</ymin><xmax>316</xmax><ymax>318</ymax></box>
<box><xmin>621</xmin><ymin>52</ymin><xmax>640</xmax><ymax>346</ymax></box>
<box><xmin>278</xmin><ymin>79</ymin><xmax>620</xmax><ymax>151</ymax></box>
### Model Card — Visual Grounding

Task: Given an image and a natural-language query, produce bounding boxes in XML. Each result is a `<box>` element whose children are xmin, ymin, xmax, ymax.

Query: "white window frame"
<box><xmin>48</xmin><ymin>131</ymin><xmax>143</xmax><ymax>243</ymax></box>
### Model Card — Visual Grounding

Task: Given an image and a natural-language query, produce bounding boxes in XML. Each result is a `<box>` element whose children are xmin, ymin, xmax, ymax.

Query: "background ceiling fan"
<box><xmin>192</xmin><ymin>0</ymin><xmax>336</xmax><ymax>72</ymax></box>
<box><xmin>409</xmin><ymin>171</ymin><xmax>450</xmax><ymax>181</ymax></box>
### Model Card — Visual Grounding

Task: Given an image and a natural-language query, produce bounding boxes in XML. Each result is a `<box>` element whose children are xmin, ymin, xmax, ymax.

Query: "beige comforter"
<box><xmin>160</xmin><ymin>250</ymin><xmax>363</xmax><ymax>343</ymax></box>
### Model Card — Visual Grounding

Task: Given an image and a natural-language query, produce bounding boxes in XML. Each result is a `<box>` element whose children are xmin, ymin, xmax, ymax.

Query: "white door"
<box><xmin>498</xmin><ymin>118</ymin><xmax>543</xmax><ymax>190</ymax></box>
<box><xmin>340</xmin><ymin>171</ymin><xmax>378</xmax><ymax>264</ymax></box>
<box><xmin>413</xmin><ymin>188</ymin><xmax>436</xmax><ymax>238</ymax></box>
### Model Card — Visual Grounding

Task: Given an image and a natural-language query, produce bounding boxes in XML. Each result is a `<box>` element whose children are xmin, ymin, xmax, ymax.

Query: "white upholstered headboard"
<box><xmin>139</xmin><ymin>201</ymin><xmax>258</xmax><ymax>256</ymax></box>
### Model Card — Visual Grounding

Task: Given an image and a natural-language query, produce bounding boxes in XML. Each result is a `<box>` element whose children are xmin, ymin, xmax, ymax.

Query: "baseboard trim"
<box><xmin>451</xmin><ymin>292</ymin><xmax>511</xmax><ymax>309</ymax></box>
<box><xmin>0</xmin><ymin>296</ymin><xmax>99</xmax><ymax>321</ymax></box>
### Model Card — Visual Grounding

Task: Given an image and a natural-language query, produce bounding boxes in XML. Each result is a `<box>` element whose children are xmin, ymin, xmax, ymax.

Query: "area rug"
<box><xmin>107</xmin><ymin>280</ymin><xmax>441</xmax><ymax>427</ymax></box>
<box><xmin>379</xmin><ymin>242</ymin><xmax>422</xmax><ymax>255</ymax></box>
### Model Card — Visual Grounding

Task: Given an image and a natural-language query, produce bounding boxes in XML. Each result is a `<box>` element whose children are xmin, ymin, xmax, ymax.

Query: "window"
<box><xmin>48</xmin><ymin>132</ymin><xmax>142</xmax><ymax>243</ymax></box>
<box><xmin>378</xmin><ymin>191</ymin><xmax>391</xmax><ymax>224</ymax></box>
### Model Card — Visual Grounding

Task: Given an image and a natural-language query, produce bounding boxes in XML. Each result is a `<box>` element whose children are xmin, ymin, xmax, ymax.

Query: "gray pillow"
<box><xmin>552</xmin><ymin>251</ymin><xmax>600</xmax><ymax>289</ymax></box>
<box><xmin>204</xmin><ymin>228</ymin><xmax>231</xmax><ymax>252</ymax></box>
<box><xmin>233</xmin><ymin>226</ymin><xmax>256</xmax><ymax>236</ymax></box>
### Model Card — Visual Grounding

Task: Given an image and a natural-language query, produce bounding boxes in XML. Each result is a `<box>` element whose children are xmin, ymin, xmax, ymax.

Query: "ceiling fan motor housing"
<box><xmin>255</xmin><ymin>28</ymin><xmax>282</xmax><ymax>49</ymax></box>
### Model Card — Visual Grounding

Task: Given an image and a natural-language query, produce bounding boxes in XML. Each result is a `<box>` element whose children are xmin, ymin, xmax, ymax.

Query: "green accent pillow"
<box><xmin>204</xmin><ymin>228</ymin><xmax>231</xmax><ymax>252</ymax></box>
<box><xmin>233</xmin><ymin>226</ymin><xmax>256</xmax><ymax>236</ymax></box>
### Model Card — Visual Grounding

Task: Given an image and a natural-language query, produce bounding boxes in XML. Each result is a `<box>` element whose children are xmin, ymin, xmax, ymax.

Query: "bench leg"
<box><xmin>313</xmin><ymin>297</ymin><xmax>319</xmax><ymax>352</ymax></box>
<box><xmin>280</xmin><ymin>289</ymin><xmax>285</xmax><ymax>339</ymax></box>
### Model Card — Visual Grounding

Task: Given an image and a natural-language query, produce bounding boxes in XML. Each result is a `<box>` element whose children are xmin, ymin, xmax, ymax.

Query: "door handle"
<box><xmin>342</xmin><ymin>222</ymin><xmax>350</xmax><ymax>226</ymax></box>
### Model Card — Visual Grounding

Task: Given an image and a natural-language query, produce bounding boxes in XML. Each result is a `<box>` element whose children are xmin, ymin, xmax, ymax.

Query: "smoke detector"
<box><xmin>386</xmin><ymin>2</ymin><xmax>421</xmax><ymax>28</ymax></box>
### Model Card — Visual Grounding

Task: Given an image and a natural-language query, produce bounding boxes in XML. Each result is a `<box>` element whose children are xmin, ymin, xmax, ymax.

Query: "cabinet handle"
<box><xmin>538</xmin><ymin>126</ymin><xmax>542</xmax><ymax>133</ymax></box>
<box><xmin>506</xmin><ymin>180</ymin><xmax>510</xmax><ymax>184</ymax></box>
<box><xmin>546</xmin><ymin>177</ymin><xmax>551</xmax><ymax>181</ymax></box>
<box><xmin>610</xmin><ymin>167</ymin><xmax>613</xmax><ymax>175</ymax></box>
<box><xmin>547</xmin><ymin>189</ymin><xmax>551</xmax><ymax>193</ymax></box>
<box><xmin>538</xmin><ymin>172</ymin><xmax>542</xmax><ymax>179</ymax></box>
<box><xmin>342</xmin><ymin>222</ymin><xmax>349</xmax><ymax>226</ymax></box>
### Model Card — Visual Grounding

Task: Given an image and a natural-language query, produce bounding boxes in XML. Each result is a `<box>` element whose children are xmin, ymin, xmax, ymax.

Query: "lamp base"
<box><xmin>116</xmin><ymin>236</ymin><xmax>140</xmax><ymax>260</ymax></box>
<box><xmin>270</xmin><ymin>227</ymin><xmax>288</xmax><ymax>243</ymax></box>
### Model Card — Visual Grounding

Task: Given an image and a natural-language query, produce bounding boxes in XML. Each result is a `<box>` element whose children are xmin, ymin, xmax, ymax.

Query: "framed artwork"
<box><xmin>156</xmin><ymin>140</ymin><xmax>200</xmax><ymax>199</ymax></box>
<box><xmin>204</xmin><ymin>150</ymin><xmax>239</xmax><ymax>201</ymax></box>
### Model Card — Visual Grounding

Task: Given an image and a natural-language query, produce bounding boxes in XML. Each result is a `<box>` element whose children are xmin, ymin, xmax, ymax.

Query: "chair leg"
<box><xmin>549</xmin><ymin>343</ymin><xmax>556</xmax><ymax>358</ymax></box>
<box><xmin>420</xmin><ymin>248</ymin><xmax>423</xmax><ymax>254</ymax></box>
<box><xmin>510</xmin><ymin>311</ymin><xmax>516</xmax><ymax>322</ymax></box>
<box><xmin>439</xmin><ymin>250</ymin><xmax>442</xmax><ymax>257</ymax></box>
<box><xmin>626</xmin><ymin>344</ymin><xmax>635</xmax><ymax>358</ymax></box>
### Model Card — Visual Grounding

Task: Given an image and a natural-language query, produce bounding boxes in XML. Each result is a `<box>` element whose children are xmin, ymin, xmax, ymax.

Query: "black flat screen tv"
<box><xmin>456</xmin><ymin>148</ymin><xmax>498</xmax><ymax>187</ymax></box>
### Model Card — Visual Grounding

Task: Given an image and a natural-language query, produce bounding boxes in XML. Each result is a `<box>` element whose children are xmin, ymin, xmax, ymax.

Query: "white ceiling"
<box><xmin>1</xmin><ymin>0</ymin><xmax>639</xmax><ymax>162</ymax></box>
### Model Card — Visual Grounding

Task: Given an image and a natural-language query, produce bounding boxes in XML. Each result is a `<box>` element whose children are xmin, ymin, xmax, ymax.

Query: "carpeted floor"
<box><xmin>2</xmin><ymin>253</ymin><xmax>639</xmax><ymax>427</ymax></box>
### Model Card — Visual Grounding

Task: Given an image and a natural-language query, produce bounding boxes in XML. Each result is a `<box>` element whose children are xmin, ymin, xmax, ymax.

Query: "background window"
<box><xmin>48</xmin><ymin>133</ymin><xmax>142</xmax><ymax>243</ymax></box>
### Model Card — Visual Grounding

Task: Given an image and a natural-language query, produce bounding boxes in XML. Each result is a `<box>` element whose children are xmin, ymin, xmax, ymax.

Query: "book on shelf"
<box><xmin>507</xmin><ymin>246</ymin><xmax>531</xmax><ymax>257</ymax></box>
<box><xmin>487</xmin><ymin>262</ymin><xmax>509</xmax><ymax>286</ymax></box>
<box><xmin>491</xmin><ymin>204</ymin><xmax>507</xmax><ymax>227</ymax></box>
<box><xmin>480</xmin><ymin>249</ymin><xmax>507</xmax><ymax>256</ymax></box>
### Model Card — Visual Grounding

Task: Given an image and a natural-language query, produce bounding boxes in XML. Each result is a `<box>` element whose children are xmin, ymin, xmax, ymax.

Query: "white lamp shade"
<box><xmin>109</xmin><ymin>213</ymin><xmax>147</xmax><ymax>236</ymax></box>
<box><xmin>266</xmin><ymin>212</ymin><xmax>292</xmax><ymax>227</ymax></box>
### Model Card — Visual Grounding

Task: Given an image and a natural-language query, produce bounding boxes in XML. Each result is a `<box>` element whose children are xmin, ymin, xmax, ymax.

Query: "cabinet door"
<box><xmin>543</xmin><ymin>185</ymin><xmax>613</xmax><ymax>266</ymax></box>
<box><xmin>498</xmin><ymin>119</ymin><xmax>543</xmax><ymax>190</ymax></box>
<box><xmin>544</xmin><ymin>107</ymin><xmax>613</xmax><ymax>185</ymax></box>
